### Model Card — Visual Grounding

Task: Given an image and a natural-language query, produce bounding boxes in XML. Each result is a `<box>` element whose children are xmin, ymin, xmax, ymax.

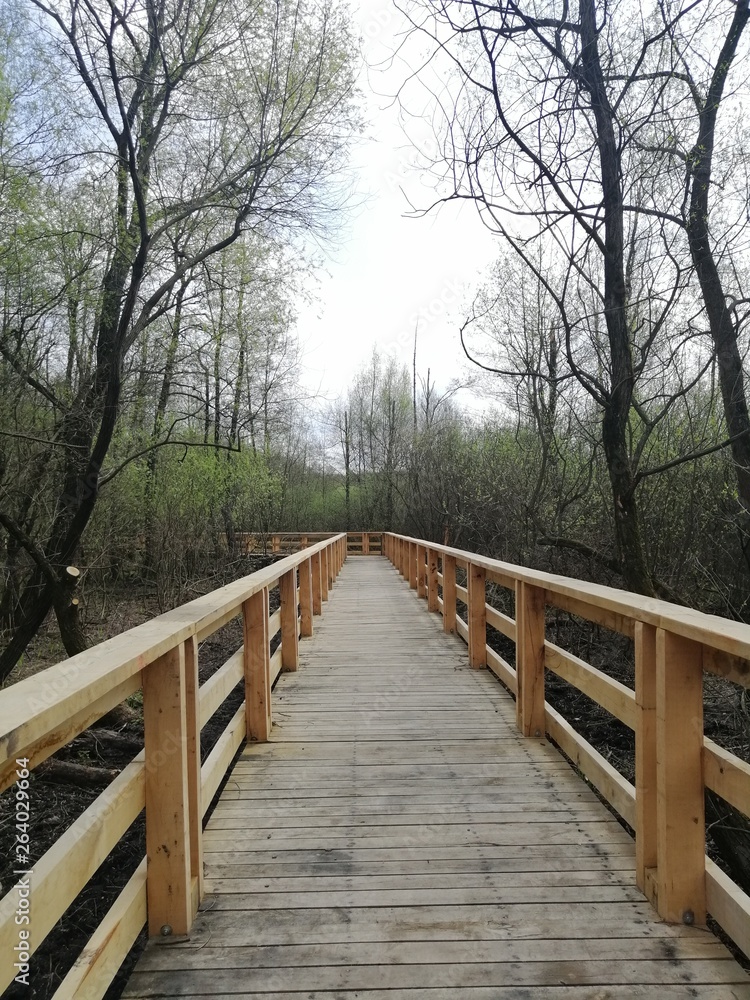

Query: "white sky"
<box><xmin>296</xmin><ymin>0</ymin><xmax>498</xmax><ymax>403</ymax></box>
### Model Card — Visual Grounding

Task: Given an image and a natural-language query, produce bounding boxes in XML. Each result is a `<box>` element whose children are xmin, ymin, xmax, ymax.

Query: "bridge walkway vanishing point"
<box><xmin>123</xmin><ymin>557</ymin><xmax>750</xmax><ymax>999</ymax></box>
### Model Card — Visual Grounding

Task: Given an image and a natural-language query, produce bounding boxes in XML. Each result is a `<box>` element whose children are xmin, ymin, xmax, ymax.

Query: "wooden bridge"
<box><xmin>1</xmin><ymin>533</ymin><xmax>750</xmax><ymax>997</ymax></box>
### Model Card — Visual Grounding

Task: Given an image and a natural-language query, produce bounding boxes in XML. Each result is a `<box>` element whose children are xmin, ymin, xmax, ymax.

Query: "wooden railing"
<box><xmin>0</xmin><ymin>533</ymin><xmax>346</xmax><ymax>998</ymax></box>
<box><xmin>234</xmin><ymin>531</ymin><xmax>382</xmax><ymax>556</ymax></box>
<box><xmin>383</xmin><ymin>532</ymin><xmax>750</xmax><ymax>957</ymax></box>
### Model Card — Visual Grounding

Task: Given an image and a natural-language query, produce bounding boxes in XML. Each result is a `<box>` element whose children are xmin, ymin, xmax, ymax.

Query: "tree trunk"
<box><xmin>579</xmin><ymin>0</ymin><xmax>655</xmax><ymax>597</ymax></box>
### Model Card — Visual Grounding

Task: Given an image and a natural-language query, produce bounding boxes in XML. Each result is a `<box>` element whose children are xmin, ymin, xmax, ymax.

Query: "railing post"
<box><xmin>409</xmin><ymin>542</ymin><xmax>417</xmax><ymax>590</ymax></box>
<box><xmin>143</xmin><ymin>644</ymin><xmax>192</xmax><ymax>937</ymax></box>
<box><xmin>468</xmin><ymin>562</ymin><xmax>486</xmax><ymax>668</ymax></box>
<box><xmin>417</xmin><ymin>544</ymin><xmax>427</xmax><ymax>599</ymax></box>
<box><xmin>184</xmin><ymin>635</ymin><xmax>203</xmax><ymax>916</ymax></box>
<box><xmin>299</xmin><ymin>558</ymin><xmax>313</xmax><ymax>637</ymax></box>
<box><xmin>272</xmin><ymin>534</ymin><xmax>280</xmax><ymax>554</ymax></box>
<box><xmin>280</xmin><ymin>568</ymin><xmax>299</xmax><ymax>671</ymax></box>
<box><xmin>442</xmin><ymin>554</ymin><xmax>457</xmax><ymax>634</ymax></box>
<box><xmin>327</xmin><ymin>543</ymin><xmax>335</xmax><ymax>589</ymax></box>
<box><xmin>311</xmin><ymin>550</ymin><xmax>323</xmax><ymax>615</ymax></box>
<box><xmin>427</xmin><ymin>548</ymin><xmax>439</xmax><ymax>613</ymax></box>
<box><xmin>321</xmin><ymin>547</ymin><xmax>330</xmax><ymax>601</ymax></box>
<box><xmin>655</xmin><ymin>629</ymin><xmax>706</xmax><ymax>925</ymax></box>
<box><xmin>243</xmin><ymin>587</ymin><xmax>271</xmax><ymax>741</ymax></box>
<box><xmin>635</xmin><ymin>622</ymin><xmax>657</xmax><ymax>900</ymax></box>
<box><xmin>301</xmin><ymin>534</ymin><xmax>308</xmax><ymax>550</ymax></box>
<box><xmin>363</xmin><ymin>532</ymin><xmax>370</xmax><ymax>556</ymax></box>
<box><xmin>515</xmin><ymin>580</ymin><xmax>545</xmax><ymax>737</ymax></box>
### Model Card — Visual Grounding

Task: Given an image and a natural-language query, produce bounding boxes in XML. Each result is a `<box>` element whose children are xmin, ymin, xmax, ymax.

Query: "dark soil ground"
<box><xmin>1</xmin><ymin>561</ymin><xmax>748</xmax><ymax>997</ymax></box>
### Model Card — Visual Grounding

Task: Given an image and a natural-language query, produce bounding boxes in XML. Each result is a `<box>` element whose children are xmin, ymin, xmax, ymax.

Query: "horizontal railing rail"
<box><xmin>383</xmin><ymin>531</ymin><xmax>750</xmax><ymax>960</ymax></box>
<box><xmin>234</xmin><ymin>531</ymin><xmax>382</xmax><ymax>556</ymax></box>
<box><xmin>0</xmin><ymin>533</ymin><xmax>347</xmax><ymax>998</ymax></box>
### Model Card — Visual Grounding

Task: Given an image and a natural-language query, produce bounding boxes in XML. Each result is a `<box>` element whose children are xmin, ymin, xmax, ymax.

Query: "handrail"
<box><xmin>383</xmin><ymin>531</ymin><xmax>750</xmax><ymax>961</ymax></box>
<box><xmin>0</xmin><ymin>533</ymin><xmax>347</xmax><ymax>998</ymax></box>
<box><xmin>235</xmin><ymin>531</ymin><xmax>382</xmax><ymax>556</ymax></box>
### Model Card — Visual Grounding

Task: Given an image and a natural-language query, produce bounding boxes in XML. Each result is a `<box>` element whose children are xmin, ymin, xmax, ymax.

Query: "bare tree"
<box><xmin>0</xmin><ymin>0</ymin><xmax>360</xmax><ymax>677</ymax></box>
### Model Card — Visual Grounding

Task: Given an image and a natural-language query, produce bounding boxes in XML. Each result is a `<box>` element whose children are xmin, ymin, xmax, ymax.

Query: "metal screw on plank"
<box><xmin>160</xmin><ymin>924</ymin><xmax>173</xmax><ymax>937</ymax></box>
<box><xmin>682</xmin><ymin>910</ymin><xmax>695</xmax><ymax>925</ymax></box>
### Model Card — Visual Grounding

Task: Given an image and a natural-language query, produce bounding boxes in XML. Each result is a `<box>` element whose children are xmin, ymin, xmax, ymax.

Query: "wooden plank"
<box><xmin>545</xmin><ymin>704</ymin><xmax>635</xmax><ymax>828</ymax></box>
<box><xmin>0</xmin><ymin>757</ymin><xmax>145</xmax><ymax>994</ymax></box>
<box><xmin>486</xmin><ymin>647</ymin><xmax>516</xmax><ymax>694</ymax></box>
<box><xmin>544</xmin><ymin>641</ymin><xmax>636</xmax><ymax>728</ymax></box>
<box><xmin>635</xmin><ymin>622</ymin><xmax>657</xmax><ymax>896</ymax></box>
<box><xmin>516</xmin><ymin>581</ymin><xmax>545</xmax><ymax>738</ymax></box>
<box><xmin>322</xmin><ymin>547</ymin><xmax>330</xmax><ymax>601</ymax></box>
<box><xmin>268</xmin><ymin>608</ymin><xmax>281</xmax><ymax>641</ymax></box>
<box><xmin>143</xmin><ymin>645</ymin><xmax>192</xmax><ymax>938</ymax></box>
<box><xmin>0</xmin><ymin>673</ymin><xmax>141</xmax><ymax>794</ymax></box>
<box><xmin>52</xmin><ymin>858</ymin><xmax>147</xmax><ymax>1000</ymax></box>
<box><xmin>468</xmin><ymin>563</ymin><xmax>487</xmax><ymax>669</ymax></box>
<box><xmin>311</xmin><ymin>551</ymin><xmax>323</xmax><ymax>616</ymax></box>
<box><xmin>243</xmin><ymin>589</ymin><xmax>271</xmax><ymax>742</ymax></box>
<box><xmin>199</xmin><ymin>648</ymin><xmax>243</xmax><ymax>729</ymax></box>
<box><xmin>270</xmin><ymin>646</ymin><xmax>283</xmax><ymax>684</ymax></box>
<box><xmin>706</xmin><ymin>857</ymin><xmax>750</xmax><ymax>960</ymax></box>
<box><xmin>427</xmin><ymin>549</ymin><xmax>439</xmax><ymax>613</ymax></box>
<box><xmin>299</xmin><ymin>558</ymin><xmax>313</xmax><ymax>637</ymax></box>
<box><xmin>280</xmin><ymin>569</ymin><xmax>300</xmax><ymax>671</ymax></box>
<box><xmin>183</xmin><ymin>636</ymin><xmax>203</xmax><ymax>912</ymax></box>
<box><xmin>123</xmin><ymin>556</ymin><xmax>750</xmax><ymax>1000</ymax></box>
<box><xmin>486</xmin><ymin>604</ymin><xmax>516</xmax><ymax>641</ymax></box>
<box><xmin>201</xmin><ymin>706</ymin><xmax>245</xmax><ymax>813</ymax></box>
<box><xmin>442</xmin><ymin>555</ymin><xmax>457</xmax><ymax>634</ymax></box>
<box><xmin>704</xmin><ymin>738</ymin><xmax>750</xmax><ymax>817</ymax></box>
<box><xmin>656</xmin><ymin>629</ymin><xmax>706</xmax><ymax>925</ymax></box>
<box><xmin>417</xmin><ymin>544</ymin><xmax>427</xmax><ymax>599</ymax></box>
<box><xmin>456</xmin><ymin>616</ymin><xmax>468</xmax><ymax>643</ymax></box>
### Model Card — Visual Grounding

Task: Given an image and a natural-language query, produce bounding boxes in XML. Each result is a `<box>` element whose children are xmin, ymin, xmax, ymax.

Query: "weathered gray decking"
<box><xmin>123</xmin><ymin>557</ymin><xmax>750</xmax><ymax>998</ymax></box>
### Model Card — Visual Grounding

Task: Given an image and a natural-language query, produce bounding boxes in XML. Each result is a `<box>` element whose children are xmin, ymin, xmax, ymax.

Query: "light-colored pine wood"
<box><xmin>409</xmin><ymin>540</ymin><xmax>418</xmax><ymax>590</ymax></box>
<box><xmin>125</xmin><ymin>556</ymin><xmax>749</xmax><ymax>1000</ymax></box>
<box><xmin>545</xmin><ymin>641</ymin><xmax>636</xmax><ymax>728</ymax></box>
<box><xmin>0</xmin><ymin>756</ymin><xmax>145</xmax><ymax>995</ymax></box>
<box><xmin>280</xmin><ymin>568</ymin><xmax>300</xmax><ymax>671</ymax></box>
<box><xmin>515</xmin><ymin>581</ymin><xmax>546</xmax><ymax>738</ymax></box>
<box><xmin>322</xmin><ymin>547</ymin><xmax>330</xmax><ymax>601</ymax></box>
<box><xmin>243</xmin><ymin>589</ymin><xmax>271</xmax><ymax>742</ymax></box>
<box><xmin>0</xmin><ymin>673</ymin><xmax>141</xmax><ymax>794</ymax></box>
<box><xmin>299</xmin><ymin>557</ymin><xmax>314</xmax><ymax>637</ymax></box>
<box><xmin>656</xmin><ymin>628</ymin><xmax>706</xmax><ymax>925</ymax></box>
<box><xmin>635</xmin><ymin>622</ymin><xmax>657</xmax><ymax>895</ymax></box>
<box><xmin>427</xmin><ymin>548</ymin><xmax>439</xmax><ymax>613</ymax></box>
<box><xmin>201</xmin><ymin>705</ymin><xmax>245</xmax><ymax>813</ymax></box>
<box><xmin>52</xmin><ymin>858</ymin><xmax>147</xmax><ymax>1000</ymax></box>
<box><xmin>706</xmin><ymin>858</ymin><xmax>750</xmax><ymax>962</ymax></box>
<box><xmin>442</xmin><ymin>553</ymin><xmax>457</xmax><ymax>634</ymax></box>
<box><xmin>468</xmin><ymin>562</ymin><xmax>487</xmax><ymax>669</ymax></box>
<box><xmin>143</xmin><ymin>645</ymin><xmax>193</xmax><ymax>938</ymax></box>
<box><xmin>486</xmin><ymin>603</ymin><xmax>516</xmax><ymax>641</ymax></box>
<box><xmin>545</xmin><ymin>704</ymin><xmax>635</xmax><ymax>827</ymax></box>
<box><xmin>183</xmin><ymin>635</ymin><xmax>204</xmax><ymax>912</ymax></box>
<box><xmin>199</xmin><ymin>648</ymin><xmax>243</xmax><ymax>729</ymax></box>
<box><xmin>417</xmin><ymin>544</ymin><xmax>427</xmax><ymax>599</ymax></box>
<box><xmin>311</xmin><ymin>550</ymin><xmax>323</xmax><ymax>615</ymax></box>
<box><xmin>703</xmin><ymin>738</ymin><xmax>750</xmax><ymax>816</ymax></box>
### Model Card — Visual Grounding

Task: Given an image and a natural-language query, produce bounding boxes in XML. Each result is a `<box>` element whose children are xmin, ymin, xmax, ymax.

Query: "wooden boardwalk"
<box><xmin>123</xmin><ymin>557</ymin><xmax>750</xmax><ymax>999</ymax></box>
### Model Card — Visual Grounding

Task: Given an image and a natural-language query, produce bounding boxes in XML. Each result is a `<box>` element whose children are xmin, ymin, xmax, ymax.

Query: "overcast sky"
<box><xmin>296</xmin><ymin>0</ymin><xmax>499</xmax><ymax>404</ymax></box>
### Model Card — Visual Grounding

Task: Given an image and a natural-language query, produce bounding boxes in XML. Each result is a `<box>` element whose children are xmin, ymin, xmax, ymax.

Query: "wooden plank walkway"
<box><xmin>123</xmin><ymin>557</ymin><xmax>750</xmax><ymax>999</ymax></box>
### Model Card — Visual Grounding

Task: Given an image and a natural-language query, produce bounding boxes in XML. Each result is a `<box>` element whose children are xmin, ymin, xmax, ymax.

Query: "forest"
<box><xmin>1</xmin><ymin>0</ymin><xmax>750</xmax><ymax>677</ymax></box>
